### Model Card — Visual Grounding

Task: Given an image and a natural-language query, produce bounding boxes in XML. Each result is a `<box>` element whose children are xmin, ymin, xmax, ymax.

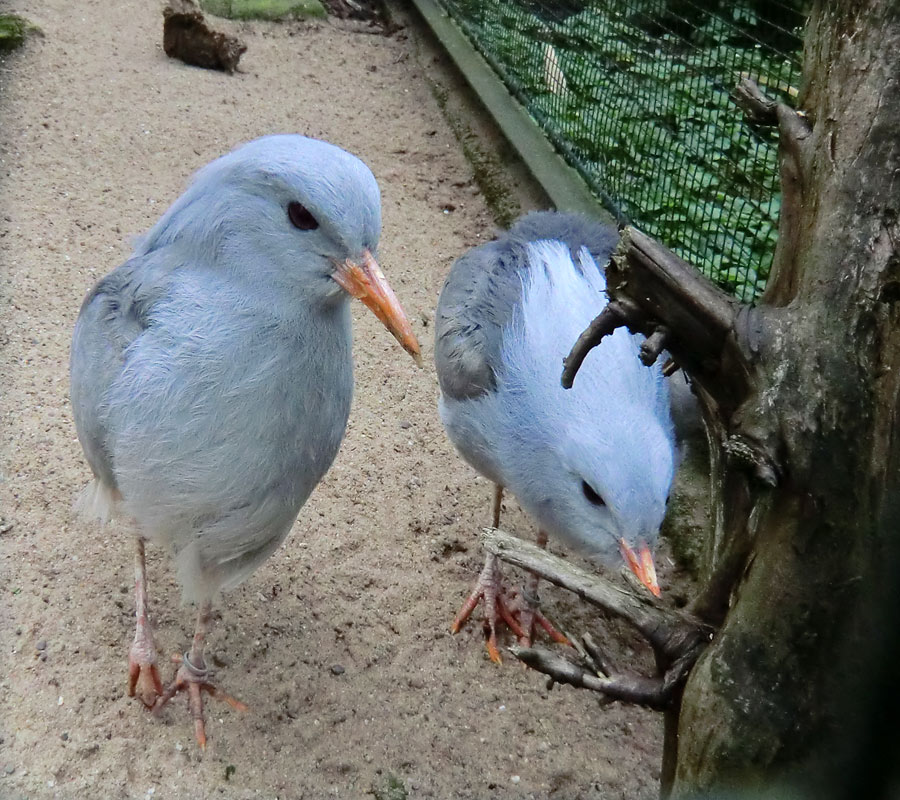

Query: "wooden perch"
<box><xmin>511</xmin><ymin>641</ymin><xmax>701</xmax><ymax>710</ymax></box>
<box><xmin>561</xmin><ymin>299</ymin><xmax>640</xmax><ymax>389</ymax></box>
<box><xmin>481</xmin><ymin>528</ymin><xmax>711</xmax><ymax>664</ymax></box>
<box><xmin>482</xmin><ymin>528</ymin><xmax>710</xmax><ymax>709</ymax></box>
<box><xmin>561</xmin><ymin>227</ymin><xmax>770</xmax><ymax>427</ymax></box>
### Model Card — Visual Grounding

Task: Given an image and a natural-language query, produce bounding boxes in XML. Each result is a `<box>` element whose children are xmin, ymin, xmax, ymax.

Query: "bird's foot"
<box><xmin>153</xmin><ymin>652</ymin><xmax>248</xmax><ymax>748</ymax></box>
<box><xmin>128</xmin><ymin>624</ymin><xmax>164</xmax><ymax>708</ymax></box>
<box><xmin>452</xmin><ymin>554</ymin><xmax>568</xmax><ymax>663</ymax></box>
<box><xmin>506</xmin><ymin>583</ymin><xmax>569</xmax><ymax>650</ymax></box>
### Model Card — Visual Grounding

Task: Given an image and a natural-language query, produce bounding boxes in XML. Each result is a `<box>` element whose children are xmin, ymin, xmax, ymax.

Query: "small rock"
<box><xmin>35</xmin><ymin>640</ymin><xmax>47</xmax><ymax>651</ymax></box>
<box><xmin>60</xmin><ymin>732</ymin><xmax>68</xmax><ymax>741</ymax></box>
<box><xmin>211</xmin><ymin>652</ymin><xmax>231</xmax><ymax>668</ymax></box>
<box><xmin>330</xmin><ymin>664</ymin><xmax>345</xmax><ymax>675</ymax></box>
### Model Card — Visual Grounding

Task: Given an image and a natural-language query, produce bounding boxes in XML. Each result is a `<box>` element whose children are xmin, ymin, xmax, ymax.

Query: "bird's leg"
<box><xmin>127</xmin><ymin>537</ymin><xmax>164</xmax><ymax>708</ymax></box>
<box><xmin>451</xmin><ymin>482</ymin><xmax>528</xmax><ymax>663</ymax></box>
<box><xmin>453</xmin><ymin>490</ymin><xmax>567</xmax><ymax>662</ymax></box>
<box><xmin>451</xmin><ymin>551</ymin><xmax>528</xmax><ymax>664</ymax></box>
<box><xmin>153</xmin><ymin>601</ymin><xmax>248</xmax><ymax>748</ymax></box>
<box><xmin>512</xmin><ymin>530</ymin><xmax>569</xmax><ymax>648</ymax></box>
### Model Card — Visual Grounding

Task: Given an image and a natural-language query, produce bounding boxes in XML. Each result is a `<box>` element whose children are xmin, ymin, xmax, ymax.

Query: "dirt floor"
<box><xmin>0</xmin><ymin>2</ymin><xmax>666</xmax><ymax>797</ymax></box>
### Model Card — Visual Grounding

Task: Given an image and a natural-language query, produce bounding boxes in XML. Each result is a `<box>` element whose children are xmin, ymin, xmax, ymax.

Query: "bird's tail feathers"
<box><xmin>73</xmin><ymin>479</ymin><xmax>122</xmax><ymax>525</ymax></box>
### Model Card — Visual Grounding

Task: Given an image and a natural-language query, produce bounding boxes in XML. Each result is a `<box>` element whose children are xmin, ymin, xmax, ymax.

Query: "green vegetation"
<box><xmin>0</xmin><ymin>14</ymin><xmax>37</xmax><ymax>51</ymax></box>
<box><xmin>369</xmin><ymin>773</ymin><xmax>408</xmax><ymax>800</ymax></box>
<box><xmin>200</xmin><ymin>0</ymin><xmax>326</xmax><ymax>20</ymax></box>
<box><xmin>444</xmin><ymin>1</ymin><xmax>803</xmax><ymax>301</ymax></box>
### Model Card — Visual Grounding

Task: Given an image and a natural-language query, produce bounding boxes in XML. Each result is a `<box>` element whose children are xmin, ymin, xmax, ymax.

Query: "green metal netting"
<box><xmin>435</xmin><ymin>0</ymin><xmax>804</xmax><ymax>302</ymax></box>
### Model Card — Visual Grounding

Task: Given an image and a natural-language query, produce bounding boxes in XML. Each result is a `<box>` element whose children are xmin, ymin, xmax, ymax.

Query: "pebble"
<box><xmin>35</xmin><ymin>640</ymin><xmax>47</xmax><ymax>651</ymax></box>
<box><xmin>330</xmin><ymin>664</ymin><xmax>345</xmax><ymax>676</ymax></box>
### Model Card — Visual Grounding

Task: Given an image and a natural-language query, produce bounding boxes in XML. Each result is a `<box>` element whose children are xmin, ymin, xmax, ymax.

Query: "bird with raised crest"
<box><xmin>434</xmin><ymin>211</ymin><xmax>675</xmax><ymax>662</ymax></box>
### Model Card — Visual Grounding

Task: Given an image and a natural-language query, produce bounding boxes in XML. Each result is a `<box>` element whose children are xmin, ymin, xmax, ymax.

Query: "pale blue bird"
<box><xmin>434</xmin><ymin>212</ymin><xmax>675</xmax><ymax>662</ymax></box>
<box><xmin>70</xmin><ymin>135</ymin><xmax>421</xmax><ymax>746</ymax></box>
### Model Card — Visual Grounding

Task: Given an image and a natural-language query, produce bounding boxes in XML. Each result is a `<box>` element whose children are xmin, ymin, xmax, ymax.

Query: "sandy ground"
<box><xmin>0</xmin><ymin>2</ymin><xmax>665</xmax><ymax>797</ymax></box>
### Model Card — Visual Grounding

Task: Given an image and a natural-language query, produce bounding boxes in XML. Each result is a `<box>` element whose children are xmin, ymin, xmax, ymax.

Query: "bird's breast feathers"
<box><xmin>102</xmin><ymin>271</ymin><xmax>354</xmax><ymax>530</ymax></box>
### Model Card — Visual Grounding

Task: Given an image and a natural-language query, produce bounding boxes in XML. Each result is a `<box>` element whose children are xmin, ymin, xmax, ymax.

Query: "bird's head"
<box><xmin>137</xmin><ymin>134</ymin><xmax>421</xmax><ymax>363</ymax></box>
<box><xmin>497</xmin><ymin>240</ymin><xmax>675</xmax><ymax>596</ymax></box>
<box><xmin>555</xmin><ymin>411</ymin><xmax>673</xmax><ymax>596</ymax></box>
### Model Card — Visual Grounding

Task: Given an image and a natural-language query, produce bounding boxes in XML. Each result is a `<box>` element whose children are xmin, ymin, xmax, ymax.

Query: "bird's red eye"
<box><xmin>288</xmin><ymin>202</ymin><xmax>318</xmax><ymax>231</ymax></box>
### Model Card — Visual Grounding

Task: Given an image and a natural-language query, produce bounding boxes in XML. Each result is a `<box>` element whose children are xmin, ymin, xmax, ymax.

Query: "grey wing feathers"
<box><xmin>434</xmin><ymin>240</ymin><xmax>521</xmax><ymax>400</ymax></box>
<box><xmin>434</xmin><ymin>211</ymin><xmax>619</xmax><ymax>402</ymax></box>
<box><xmin>69</xmin><ymin>260</ymin><xmax>154</xmax><ymax>490</ymax></box>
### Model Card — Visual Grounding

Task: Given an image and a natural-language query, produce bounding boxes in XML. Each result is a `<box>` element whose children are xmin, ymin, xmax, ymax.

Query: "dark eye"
<box><xmin>288</xmin><ymin>202</ymin><xmax>318</xmax><ymax>231</ymax></box>
<box><xmin>581</xmin><ymin>481</ymin><xmax>605</xmax><ymax>506</ymax></box>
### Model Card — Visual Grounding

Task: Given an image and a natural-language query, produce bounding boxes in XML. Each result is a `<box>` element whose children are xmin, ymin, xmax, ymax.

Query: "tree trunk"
<box><xmin>498</xmin><ymin>1</ymin><xmax>900</xmax><ymax>794</ymax></box>
<box><xmin>672</xmin><ymin>1</ymin><xmax>900</xmax><ymax>794</ymax></box>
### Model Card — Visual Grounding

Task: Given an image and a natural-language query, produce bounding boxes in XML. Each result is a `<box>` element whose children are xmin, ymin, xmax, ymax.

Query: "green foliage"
<box><xmin>0</xmin><ymin>14</ymin><xmax>38</xmax><ymax>51</ymax></box>
<box><xmin>200</xmin><ymin>0</ymin><xmax>326</xmax><ymax>20</ymax></box>
<box><xmin>443</xmin><ymin>0</ymin><xmax>803</xmax><ymax>301</ymax></box>
<box><xmin>369</xmin><ymin>773</ymin><xmax>409</xmax><ymax>800</ymax></box>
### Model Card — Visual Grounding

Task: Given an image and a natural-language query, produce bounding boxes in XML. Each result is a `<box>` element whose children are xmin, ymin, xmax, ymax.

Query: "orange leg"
<box><xmin>491</xmin><ymin>483</ymin><xmax>503</xmax><ymax>529</ymax></box>
<box><xmin>153</xmin><ymin>602</ymin><xmax>248</xmax><ymax>748</ymax></box>
<box><xmin>512</xmin><ymin>530</ymin><xmax>569</xmax><ymax>648</ymax></box>
<box><xmin>127</xmin><ymin>538</ymin><xmax>164</xmax><ymax>708</ymax></box>
<box><xmin>452</xmin><ymin>489</ymin><xmax>568</xmax><ymax>663</ymax></box>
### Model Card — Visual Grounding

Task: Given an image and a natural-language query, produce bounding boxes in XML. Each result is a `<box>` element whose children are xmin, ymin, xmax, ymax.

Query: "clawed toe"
<box><xmin>128</xmin><ymin>655</ymin><xmax>164</xmax><ymax>709</ymax></box>
<box><xmin>452</xmin><ymin>554</ymin><xmax>567</xmax><ymax>663</ymax></box>
<box><xmin>153</xmin><ymin>653</ymin><xmax>248</xmax><ymax>749</ymax></box>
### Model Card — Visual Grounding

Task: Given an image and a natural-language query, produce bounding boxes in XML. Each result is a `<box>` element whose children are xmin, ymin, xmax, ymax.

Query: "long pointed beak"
<box><xmin>619</xmin><ymin>539</ymin><xmax>661</xmax><ymax>597</ymax></box>
<box><xmin>332</xmin><ymin>250</ymin><xmax>422</xmax><ymax>366</ymax></box>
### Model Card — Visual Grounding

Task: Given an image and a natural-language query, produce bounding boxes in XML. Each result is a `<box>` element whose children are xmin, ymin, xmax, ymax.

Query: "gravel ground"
<box><xmin>0</xmin><ymin>2</ymin><xmax>663</xmax><ymax>797</ymax></box>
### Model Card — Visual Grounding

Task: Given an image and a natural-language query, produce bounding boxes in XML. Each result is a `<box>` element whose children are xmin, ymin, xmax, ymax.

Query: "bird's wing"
<box><xmin>434</xmin><ymin>239</ymin><xmax>523</xmax><ymax>400</ymax></box>
<box><xmin>69</xmin><ymin>256</ymin><xmax>163</xmax><ymax>491</ymax></box>
<box><xmin>434</xmin><ymin>212</ymin><xmax>619</xmax><ymax>402</ymax></box>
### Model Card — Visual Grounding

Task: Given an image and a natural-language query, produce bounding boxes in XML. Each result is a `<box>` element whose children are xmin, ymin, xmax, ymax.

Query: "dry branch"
<box><xmin>481</xmin><ymin>528</ymin><xmax>711</xmax><ymax>663</ymax></box>
<box><xmin>510</xmin><ymin>644</ymin><xmax>675</xmax><ymax>708</ymax></box>
<box><xmin>562</xmin><ymin>227</ymin><xmax>758</xmax><ymax>420</ymax></box>
<box><xmin>733</xmin><ymin>76</ymin><xmax>812</xmax><ymax>305</ymax></box>
<box><xmin>561</xmin><ymin>300</ymin><xmax>640</xmax><ymax>389</ymax></box>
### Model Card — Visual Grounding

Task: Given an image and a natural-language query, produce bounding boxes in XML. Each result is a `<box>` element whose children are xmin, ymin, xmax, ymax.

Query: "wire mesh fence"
<box><xmin>434</xmin><ymin>0</ymin><xmax>804</xmax><ymax>302</ymax></box>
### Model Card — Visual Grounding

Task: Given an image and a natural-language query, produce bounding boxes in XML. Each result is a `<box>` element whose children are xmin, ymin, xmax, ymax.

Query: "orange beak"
<box><xmin>619</xmin><ymin>539</ymin><xmax>661</xmax><ymax>598</ymax></box>
<box><xmin>332</xmin><ymin>249</ymin><xmax>422</xmax><ymax>366</ymax></box>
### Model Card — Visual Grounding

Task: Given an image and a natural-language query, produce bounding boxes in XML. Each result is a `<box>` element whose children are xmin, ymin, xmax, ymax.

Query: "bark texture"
<box><xmin>671</xmin><ymin>1</ymin><xmax>900</xmax><ymax>794</ymax></box>
<box><xmin>560</xmin><ymin>2</ymin><xmax>900</xmax><ymax>794</ymax></box>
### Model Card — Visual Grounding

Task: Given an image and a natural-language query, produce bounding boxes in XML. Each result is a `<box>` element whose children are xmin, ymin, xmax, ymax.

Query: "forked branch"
<box><xmin>482</xmin><ymin>528</ymin><xmax>711</xmax><ymax>664</ymax></box>
<box><xmin>562</xmin><ymin>228</ymin><xmax>756</xmax><ymax>418</ymax></box>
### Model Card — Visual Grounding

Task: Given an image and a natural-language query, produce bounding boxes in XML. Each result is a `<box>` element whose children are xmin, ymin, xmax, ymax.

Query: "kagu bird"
<box><xmin>70</xmin><ymin>135</ymin><xmax>421</xmax><ymax>746</ymax></box>
<box><xmin>434</xmin><ymin>211</ymin><xmax>675</xmax><ymax>661</ymax></box>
